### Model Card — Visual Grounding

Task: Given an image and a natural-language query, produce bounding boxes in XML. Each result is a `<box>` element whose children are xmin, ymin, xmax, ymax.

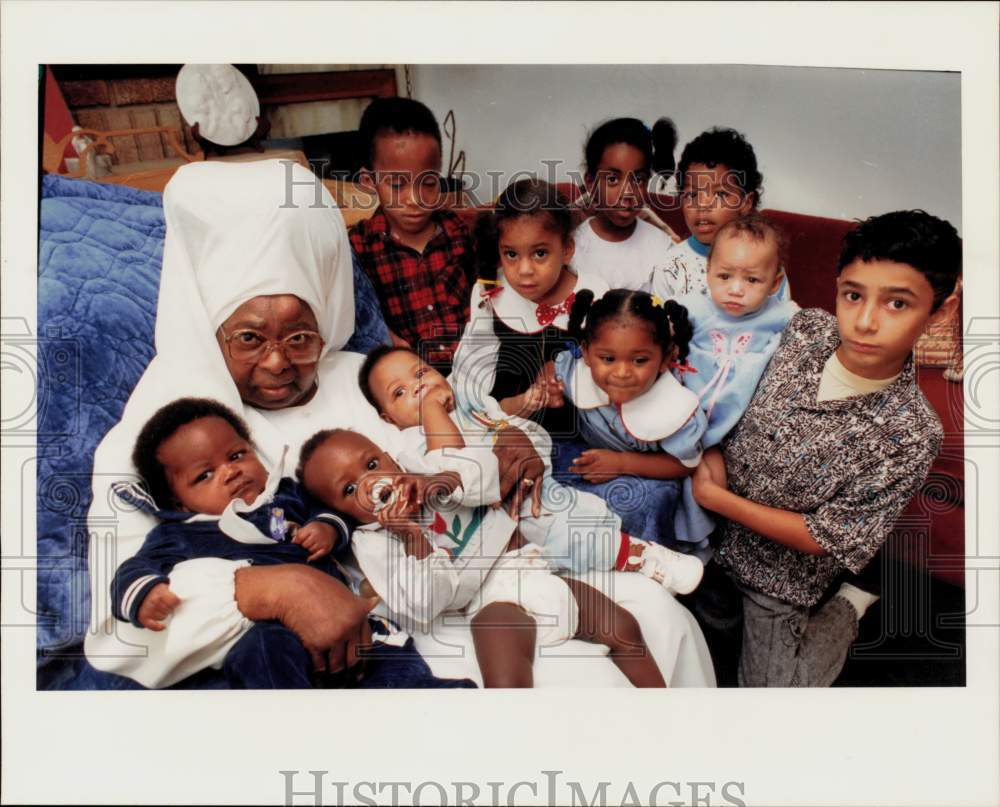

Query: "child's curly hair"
<box><xmin>677</xmin><ymin>127</ymin><xmax>763</xmax><ymax>207</ymax></box>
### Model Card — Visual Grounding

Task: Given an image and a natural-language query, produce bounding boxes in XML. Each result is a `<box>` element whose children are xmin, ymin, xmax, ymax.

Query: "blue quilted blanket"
<box><xmin>36</xmin><ymin>175</ymin><xmax>390</xmax><ymax>689</ymax></box>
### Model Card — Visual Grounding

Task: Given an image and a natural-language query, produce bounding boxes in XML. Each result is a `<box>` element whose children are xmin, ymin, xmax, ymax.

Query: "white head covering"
<box><xmin>157</xmin><ymin>158</ymin><xmax>354</xmax><ymax>359</ymax></box>
<box><xmin>85</xmin><ymin>159</ymin><xmax>360</xmax><ymax>687</ymax></box>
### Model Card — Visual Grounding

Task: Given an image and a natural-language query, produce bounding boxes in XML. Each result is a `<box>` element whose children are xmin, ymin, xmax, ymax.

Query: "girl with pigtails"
<box><xmin>570</xmin><ymin>117</ymin><xmax>682</xmax><ymax>291</ymax></box>
<box><xmin>553</xmin><ymin>289</ymin><xmax>716</xmax><ymax>556</ymax></box>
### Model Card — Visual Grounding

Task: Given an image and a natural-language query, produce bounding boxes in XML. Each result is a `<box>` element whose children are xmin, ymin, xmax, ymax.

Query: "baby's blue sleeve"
<box><xmin>658</xmin><ymin>405</ymin><xmax>707</xmax><ymax>468</ymax></box>
<box><xmin>777</xmin><ymin>270</ymin><xmax>794</xmax><ymax>304</ymax></box>
<box><xmin>110</xmin><ymin>528</ymin><xmax>186</xmax><ymax>628</ymax></box>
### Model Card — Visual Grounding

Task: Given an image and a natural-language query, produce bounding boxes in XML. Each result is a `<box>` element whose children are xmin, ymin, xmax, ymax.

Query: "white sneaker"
<box><xmin>627</xmin><ymin>541</ymin><xmax>704</xmax><ymax>595</ymax></box>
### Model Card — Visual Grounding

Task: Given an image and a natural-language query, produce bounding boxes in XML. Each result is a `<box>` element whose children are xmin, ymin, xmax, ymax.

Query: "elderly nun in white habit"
<box><xmin>84</xmin><ymin>159</ymin><xmax>714</xmax><ymax>689</ymax></box>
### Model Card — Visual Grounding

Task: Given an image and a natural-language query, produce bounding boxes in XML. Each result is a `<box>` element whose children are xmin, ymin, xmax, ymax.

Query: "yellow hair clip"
<box><xmin>651</xmin><ymin>294</ymin><xmax>665</xmax><ymax>308</ymax></box>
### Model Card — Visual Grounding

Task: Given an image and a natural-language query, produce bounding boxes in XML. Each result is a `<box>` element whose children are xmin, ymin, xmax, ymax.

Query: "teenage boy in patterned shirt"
<box><xmin>350</xmin><ymin>98</ymin><xmax>474</xmax><ymax>373</ymax></box>
<box><xmin>691</xmin><ymin>210</ymin><xmax>961</xmax><ymax>687</ymax></box>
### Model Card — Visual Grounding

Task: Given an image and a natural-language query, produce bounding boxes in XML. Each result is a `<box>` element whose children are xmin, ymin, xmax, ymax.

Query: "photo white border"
<box><xmin>2</xmin><ymin>2</ymin><xmax>998</xmax><ymax>805</ymax></box>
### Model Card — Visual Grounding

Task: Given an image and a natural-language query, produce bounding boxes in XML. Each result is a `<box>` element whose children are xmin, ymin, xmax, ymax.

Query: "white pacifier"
<box><xmin>369</xmin><ymin>477</ymin><xmax>397</xmax><ymax>513</ymax></box>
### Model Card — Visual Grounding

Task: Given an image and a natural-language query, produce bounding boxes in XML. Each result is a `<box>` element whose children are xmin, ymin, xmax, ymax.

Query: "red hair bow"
<box><xmin>479</xmin><ymin>284</ymin><xmax>503</xmax><ymax>302</ymax></box>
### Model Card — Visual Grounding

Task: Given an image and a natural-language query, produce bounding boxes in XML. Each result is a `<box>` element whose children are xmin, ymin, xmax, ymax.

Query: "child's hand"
<box><xmin>137</xmin><ymin>582</ymin><xmax>181</xmax><ymax>631</ymax></box>
<box><xmin>522</xmin><ymin>383</ymin><xmax>547</xmax><ymax>416</ymax></box>
<box><xmin>499</xmin><ymin>364</ymin><xmax>565</xmax><ymax>418</ymax></box>
<box><xmin>500</xmin><ymin>389</ymin><xmax>540</xmax><ymax>418</ymax></box>
<box><xmin>569</xmin><ymin>449</ymin><xmax>623</xmax><ymax>482</ymax></box>
<box><xmin>538</xmin><ymin>361</ymin><xmax>565</xmax><ymax>408</ymax></box>
<box><xmin>691</xmin><ymin>460</ymin><xmax>724</xmax><ymax>510</ymax></box>
<box><xmin>376</xmin><ymin>479</ymin><xmax>423</xmax><ymax>528</ymax></box>
<box><xmin>520</xmin><ymin>363</ymin><xmax>565</xmax><ymax>414</ymax></box>
<box><xmin>386</xmin><ymin>519</ymin><xmax>434</xmax><ymax>560</ymax></box>
<box><xmin>294</xmin><ymin>521</ymin><xmax>337</xmax><ymax>562</ymax></box>
<box><xmin>419</xmin><ymin>386</ymin><xmax>455</xmax><ymax>413</ymax></box>
<box><xmin>700</xmin><ymin>447</ymin><xmax>728</xmax><ymax>489</ymax></box>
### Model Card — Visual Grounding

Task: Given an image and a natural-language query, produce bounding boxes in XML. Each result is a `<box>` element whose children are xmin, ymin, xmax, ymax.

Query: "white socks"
<box><xmin>836</xmin><ymin>582</ymin><xmax>880</xmax><ymax>619</ymax></box>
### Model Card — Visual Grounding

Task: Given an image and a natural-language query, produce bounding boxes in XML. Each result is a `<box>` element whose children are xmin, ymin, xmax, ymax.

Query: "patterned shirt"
<box><xmin>716</xmin><ymin>308</ymin><xmax>942</xmax><ymax>606</ymax></box>
<box><xmin>650</xmin><ymin>236</ymin><xmax>793</xmax><ymax>302</ymax></box>
<box><xmin>651</xmin><ymin>236</ymin><xmax>712</xmax><ymax>298</ymax></box>
<box><xmin>350</xmin><ymin>208</ymin><xmax>474</xmax><ymax>364</ymax></box>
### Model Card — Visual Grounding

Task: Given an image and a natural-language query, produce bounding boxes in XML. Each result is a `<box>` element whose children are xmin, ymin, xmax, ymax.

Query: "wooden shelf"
<box><xmin>250</xmin><ymin>69</ymin><xmax>397</xmax><ymax>106</ymax></box>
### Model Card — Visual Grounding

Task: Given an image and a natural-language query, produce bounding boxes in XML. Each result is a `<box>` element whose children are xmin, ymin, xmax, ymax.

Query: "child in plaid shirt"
<box><xmin>350</xmin><ymin>98</ymin><xmax>474</xmax><ymax>372</ymax></box>
<box><xmin>691</xmin><ymin>210</ymin><xmax>961</xmax><ymax>687</ymax></box>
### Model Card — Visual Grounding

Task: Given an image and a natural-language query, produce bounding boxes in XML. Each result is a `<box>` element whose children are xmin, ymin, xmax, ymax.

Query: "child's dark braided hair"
<box><xmin>473</xmin><ymin>177</ymin><xmax>574</xmax><ymax>282</ymax></box>
<box><xmin>583</xmin><ymin>117</ymin><xmax>678</xmax><ymax>180</ymax></box>
<box><xmin>568</xmin><ymin>288</ymin><xmax>693</xmax><ymax>363</ymax></box>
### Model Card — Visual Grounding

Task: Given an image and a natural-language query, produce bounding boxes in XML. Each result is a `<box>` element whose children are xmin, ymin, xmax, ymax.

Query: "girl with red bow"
<box><xmin>450</xmin><ymin>178</ymin><xmax>611</xmax><ymax>438</ymax></box>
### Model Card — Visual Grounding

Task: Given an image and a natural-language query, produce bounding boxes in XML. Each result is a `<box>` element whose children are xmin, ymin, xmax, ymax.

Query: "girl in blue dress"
<box><xmin>553</xmin><ymin>288</ymin><xmax>714</xmax><ymax>554</ymax></box>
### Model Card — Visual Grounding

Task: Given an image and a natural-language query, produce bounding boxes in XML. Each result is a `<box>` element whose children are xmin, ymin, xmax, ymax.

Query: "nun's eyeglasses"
<box><xmin>219</xmin><ymin>327</ymin><xmax>324</xmax><ymax>365</ymax></box>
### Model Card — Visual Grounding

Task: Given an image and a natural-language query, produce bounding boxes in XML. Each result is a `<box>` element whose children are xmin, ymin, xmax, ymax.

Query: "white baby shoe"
<box><xmin>627</xmin><ymin>541</ymin><xmax>705</xmax><ymax>595</ymax></box>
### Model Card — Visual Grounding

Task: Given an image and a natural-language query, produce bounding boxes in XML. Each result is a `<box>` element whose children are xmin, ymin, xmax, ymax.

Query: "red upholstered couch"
<box><xmin>454</xmin><ymin>190</ymin><xmax>964</xmax><ymax>587</ymax></box>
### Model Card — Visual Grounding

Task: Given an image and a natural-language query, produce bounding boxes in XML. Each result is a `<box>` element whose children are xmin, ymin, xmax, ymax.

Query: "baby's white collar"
<box><xmin>567</xmin><ymin>360</ymin><xmax>699</xmax><ymax>442</ymax></box>
<box><xmin>214</xmin><ymin>447</ymin><xmax>288</xmax><ymax>544</ymax></box>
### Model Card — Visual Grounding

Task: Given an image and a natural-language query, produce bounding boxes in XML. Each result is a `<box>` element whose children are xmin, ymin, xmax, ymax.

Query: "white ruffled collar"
<box><xmin>479</xmin><ymin>271</ymin><xmax>611</xmax><ymax>334</ymax></box>
<box><xmin>567</xmin><ymin>359</ymin><xmax>700</xmax><ymax>442</ymax></box>
<box><xmin>208</xmin><ymin>447</ymin><xmax>288</xmax><ymax>544</ymax></box>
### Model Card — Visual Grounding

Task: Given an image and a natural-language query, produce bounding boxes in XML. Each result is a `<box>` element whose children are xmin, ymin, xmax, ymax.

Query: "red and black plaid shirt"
<box><xmin>350</xmin><ymin>208</ymin><xmax>474</xmax><ymax>366</ymax></box>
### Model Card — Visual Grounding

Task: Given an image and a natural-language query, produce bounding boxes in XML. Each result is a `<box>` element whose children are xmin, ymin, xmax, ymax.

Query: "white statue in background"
<box><xmin>176</xmin><ymin>64</ymin><xmax>260</xmax><ymax>147</ymax></box>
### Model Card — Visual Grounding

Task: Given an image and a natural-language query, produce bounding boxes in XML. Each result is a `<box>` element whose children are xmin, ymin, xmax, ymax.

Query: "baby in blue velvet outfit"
<box><xmin>111</xmin><ymin>398</ymin><xmax>346</xmax><ymax>638</ymax></box>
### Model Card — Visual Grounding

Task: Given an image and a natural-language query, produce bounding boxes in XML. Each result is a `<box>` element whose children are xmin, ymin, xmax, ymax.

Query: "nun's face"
<box><xmin>216</xmin><ymin>295</ymin><xmax>321</xmax><ymax>410</ymax></box>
